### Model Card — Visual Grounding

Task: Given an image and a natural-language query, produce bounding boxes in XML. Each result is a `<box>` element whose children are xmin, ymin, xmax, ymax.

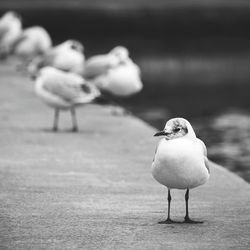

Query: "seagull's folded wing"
<box><xmin>204</xmin><ymin>156</ymin><xmax>210</xmax><ymax>174</ymax></box>
<box><xmin>84</xmin><ymin>55</ymin><xmax>116</xmax><ymax>78</ymax></box>
<box><xmin>197</xmin><ymin>138</ymin><xmax>210</xmax><ymax>174</ymax></box>
<box><xmin>152</xmin><ymin>141</ymin><xmax>161</xmax><ymax>164</ymax></box>
<box><xmin>12</xmin><ymin>32</ymin><xmax>29</xmax><ymax>49</ymax></box>
<box><xmin>43</xmin><ymin>71</ymin><xmax>97</xmax><ymax>103</ymax></box>
<box><xmin>197</xmin><ymin>138</ymin><xmax>207</xmax><ymax>157</ymax></box>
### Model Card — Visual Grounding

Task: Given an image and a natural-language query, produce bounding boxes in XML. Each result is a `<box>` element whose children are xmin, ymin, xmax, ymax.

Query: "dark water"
<box><xmin>121</xmin><ymin>88</ymin><xmax>250</xmax><ymax>183</ymax></box>
<box><xmin>119</xmin><ymin>54</ymin><xmax>250</xmax><ymax>183</ymax></box>
<box><xmin>2</xmin><ymin>6</ymin><xmax>250</xmax><ymax>182</ymax></box>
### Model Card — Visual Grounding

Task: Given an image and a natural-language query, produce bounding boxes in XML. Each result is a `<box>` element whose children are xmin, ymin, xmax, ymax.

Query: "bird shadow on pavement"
<box><xmin>40</xmin><ymin>128</ymin><xmax>99</xmax><ymax>134</ymax></box>
<box><xmin>158</xmin><ymin>219</ymin><xmax>205</xmax><ymax>225</ymax></box>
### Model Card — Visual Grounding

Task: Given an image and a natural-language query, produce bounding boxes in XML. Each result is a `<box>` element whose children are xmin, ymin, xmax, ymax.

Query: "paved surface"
<box><xmin>0</xmin><ymin>61</ymin><xmax>250</xmax><ymax>249</ymax></box>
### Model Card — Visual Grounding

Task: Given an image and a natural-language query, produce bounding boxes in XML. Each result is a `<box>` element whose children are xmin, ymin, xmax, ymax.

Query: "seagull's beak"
<box><xmin>154</xmin><ymin>126</ymin><xmax>172</xmax><ymax>137</ymax></box>
<box><xmin>154</xmin><ymin>129</ymin><xmax>171</xmax><ymax>137</ymax></box>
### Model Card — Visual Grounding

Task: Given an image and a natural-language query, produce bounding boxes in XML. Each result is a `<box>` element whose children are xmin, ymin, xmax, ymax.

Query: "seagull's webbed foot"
<box><xmin>183</xmin><ymin>216</ymin><xmax>203</xmax><ymax>224</ymax></box>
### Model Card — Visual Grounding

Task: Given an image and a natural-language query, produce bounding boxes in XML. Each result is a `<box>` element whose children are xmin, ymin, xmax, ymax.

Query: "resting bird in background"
<box><xmin>34</xmin><ymin>67</ymin><xmax>100</xmax><ymax>132</ymax></box>
<box><xmin>84</xmin><ymin>46</ymin><xmax>143</xmax><ymax>97</ymax></box>
<box><xmin>28</xmin><ymin>40</ymin><xmax>85</xmax><ymax>76</ymax></box>
<box><xmin>152</xmin><ymin>118</ymin><xmax>210</xmax><ymax>224</ymax></box>
<box><xmin>0</xmin><ymin>11</ymin><xmax>51</xmax><ymax>62</ymax></box>
<box><xmin>84</xmin><ymin>46</ymin><xmax>127</xmax><ymax>79</ymax></box>
<box><xmin>13</xmin><ymin>26</ymin><xmax>52</xmax><ymax>61</ymax></box>
<box><xmin>0</xmin><ymin>11</ymin><xmax>22</xmax><ymax>58</ymax></box>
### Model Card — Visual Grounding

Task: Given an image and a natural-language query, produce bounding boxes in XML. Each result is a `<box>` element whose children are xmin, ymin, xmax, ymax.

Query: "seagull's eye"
<box><xmin>173</xmin><ymin>127</ymin><xmax>181</xmax><ymax>133</ymax></box>
<box><xmin>71</xmin><ymin>44</ymin><xmax>77</xmax><ymax>50</ymax></box>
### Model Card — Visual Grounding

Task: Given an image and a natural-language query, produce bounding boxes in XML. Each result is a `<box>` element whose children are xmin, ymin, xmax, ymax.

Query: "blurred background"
<box><xmin>1</xmin><ymin>0</ymin><xmax>250</xmax><ymax>181</ymax></box>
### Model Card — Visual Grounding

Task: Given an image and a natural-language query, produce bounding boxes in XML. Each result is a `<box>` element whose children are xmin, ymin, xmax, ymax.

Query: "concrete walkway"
<box><xmin>0</xmin><ymin>62</ymin><xmax>250</xmax><ymax>250</ymax></box>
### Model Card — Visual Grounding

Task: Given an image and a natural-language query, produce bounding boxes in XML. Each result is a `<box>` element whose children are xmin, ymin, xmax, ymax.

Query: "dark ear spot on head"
<box><xmin>184</xmin><ymin>126</ymin><xmax>188</xmax><ymax>133</ymax></box>
<box><xmin>173</xmin><ymin>127</ymin><xmax>181</xmax><ymax>133</ymax></box>
<box><xmin>81</xmin><ymin>84</ymin><xmax>91</xmax><ymax>93</ymax></box>
<box><xmin>70</xmin><ymin>41</ymin><xmax>83</xmax><ymax>52</ymax></box>
<box><xmin>61</xmin><ymin>68</ymin><xmax>70</xmax><ymax>73</ymax></box>
<box><xmin>71</xmin><ymin>44</ymin><xmax>77</xmax><ymax>50</ymax></box>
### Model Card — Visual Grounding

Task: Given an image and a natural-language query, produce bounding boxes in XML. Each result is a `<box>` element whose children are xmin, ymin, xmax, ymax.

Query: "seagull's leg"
<box><xmin>184</xmin><ymin>188</ymin><xmax>190</xmax><ymax>221</ymax></box>
<box><xmin>53</xmin><ymin>108</ymin><xmax>60</xmax><ymax>131</ymax></box>
<box><xmin>159</xmin><ymin>188</ymin><xmax>174</xmax><ymax>224</ymax></box>
<box><xmin>167</xmin><ymin>188</ymin><xmax>172</xmax><ymax>221</ymax></box>
<box><xmin>70</xmin><ymin>107</ymin><xmax>78</xmax><ymax>132</ymax></box>
<box><xmin>184</xmin><ymin>188</ymin><xmax>203</xmax><ymax>224</ymax></box>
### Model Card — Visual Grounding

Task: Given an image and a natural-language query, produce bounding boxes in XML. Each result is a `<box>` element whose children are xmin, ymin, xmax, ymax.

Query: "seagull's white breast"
<box><xmin>152</xmin><ymin>137</ymin><xmax>209</xmax><ymax>189</ymax></box>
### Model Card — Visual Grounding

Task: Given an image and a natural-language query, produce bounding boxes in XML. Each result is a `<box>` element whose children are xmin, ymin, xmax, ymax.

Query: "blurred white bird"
<box><xmin>84</xmin><ymin>46</ymin><xmax>143</xmax><ymax>97</ymax></box>
<box><xmin>0</xmin><ymin>11</ymin><xmax>22</xmax><ymax>57</ymax></box>
<box><xmin>0</xmin><ymin>11</ymin><xmax>52</xmax><ymax>62</ymax></box>
<box><xmin>13</xmin><ymin>26</ymin><xmax>52</xmax><ymax>60</ymax></box>
<box><xmin>84</xmin><ymin>46</ymin><xmax>127</xmax><ymax>78</ymax></box>
<box><xmin>29</xmin><ymin>40</ymin><xmax>85</xmax><ymax>76</ymax></box>
<box><xmin>152</xmin><ymin>118</ymin><xmax>210</xmax><ymax>224</ymax></box>
<box><xmin>34</xmin><ymin>67</ymin><xmax>100</xmax><ymax>132</ymax></box>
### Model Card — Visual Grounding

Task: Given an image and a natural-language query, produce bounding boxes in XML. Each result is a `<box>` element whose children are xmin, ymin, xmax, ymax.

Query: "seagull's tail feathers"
<box><xmin>73</xmin><ymin>81</ymin><xmax>101</xmax><ymax>105</ymax></box>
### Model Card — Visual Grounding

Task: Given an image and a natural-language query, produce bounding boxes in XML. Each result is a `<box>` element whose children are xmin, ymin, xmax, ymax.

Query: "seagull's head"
<box><xmin>9</xmin><ymin>11</ymin><xmax>22</xmax><ymax>22</ymax></box>
<box><xmin>69</xmin><ymin>40</ymin><xmax>84</xmax><ymax>52</ymax></box>
<box><xmin>1</xmin><ymin>11</ymin><xmax>19</xmax><ymax>21</ymax></box>
<box><xmin>65</xmin><ymin>40</ymin><xmax>84</xmax><ymax>53</ymax></box>
<box><xmin>110</xmin><ymin>46</ymin><xmax>129</xmax><ymax>62</ymax></box>
<box><xmin>154</xmin><ymin>118</ymin><xmax>196</xmax><ymax>140</ymax></box>
<box><xmin>0</xmin><ymin>11</ymin><xmax>22</xmax><ymax>28</ymax></box>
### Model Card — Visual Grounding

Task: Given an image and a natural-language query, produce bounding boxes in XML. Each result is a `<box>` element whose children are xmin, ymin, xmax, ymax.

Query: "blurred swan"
<box><xmin>29</xmin><ymin>40</ymin><xmax>85</xmax><ymax>76</ymax></box>
<box><xmin>14</xmin><ymin>26</ymin><xmax>52</xmax><ymax>60</ymax></box>
<box><xmin>34</xmin><ymin>66</ymin><xmax>100</xmax><ymax>131</ymax></box>
<box><xmin>84</xmin><ymin>46</ymin><xmax>143</xmax><ymax>97</ymax></box>
<box><xmin>0</xmin><ymin>11</ymin><xmax>22</xmax><ymax>57</ymax></box>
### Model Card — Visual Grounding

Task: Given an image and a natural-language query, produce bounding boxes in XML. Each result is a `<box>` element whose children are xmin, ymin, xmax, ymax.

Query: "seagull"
<box><xmin>13</xmin><ymin>26</ymin><xmax>52</xmax><ymax>60</ymax></box>
<box><xmin>0</xmin><ymin>11</ymin><xmax>52</xmax><ymax>64</ymax></box>
<box><xmin>0</xmin><ymin>11</ymin><xmax>22</xmax><ymax>57</ymax></box>
<box><xmin>34</xmin><ymin>67</ymin><xmax>100</xmax><ymax>132</ymax></box>
<box><xmin>28</xmin><ymin>40</ymin><xmax>85</xmax><ymax>76</ymax></box>
<box><xmin>84</xmin><ymin>46</ymin><xmax>143</xmax><ymax>97</ymax></box>
<box><xmin>84</xmin><ymin>46</ymin><xmax>126</xmax><ymax>79</ymax></box>
<box><xmin>152</xmin><ymin>118</ymin><xmax>210</xmax><ymax>224</ymax></box>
